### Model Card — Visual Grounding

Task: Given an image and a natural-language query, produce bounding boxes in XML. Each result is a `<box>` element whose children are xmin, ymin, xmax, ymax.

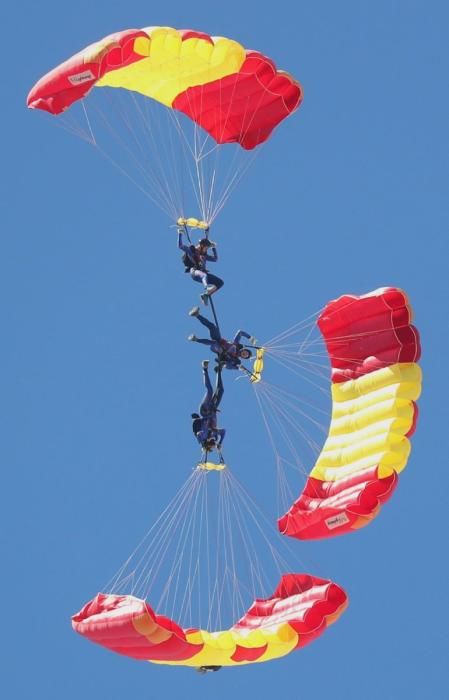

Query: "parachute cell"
<box><xmin>27</xmin><ymin>26</ymin><xmax>302</xmax><ymax>150</ymax></box>
<box><xmin>278</xmin><ymin>287</ymin><xmax>422</xmax><ymax>540</ymax></box>
<box><xmin>72</xmin><ymin>574</ymin><xmax>347</xmax><ymax>667</ymax></box>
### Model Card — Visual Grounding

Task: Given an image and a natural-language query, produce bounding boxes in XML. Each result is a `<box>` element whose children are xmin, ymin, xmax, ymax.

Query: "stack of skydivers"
<box><xmin>178</xmin><ymin>226</ymin><xmax>257</xmax><ymax>466</ymax></box>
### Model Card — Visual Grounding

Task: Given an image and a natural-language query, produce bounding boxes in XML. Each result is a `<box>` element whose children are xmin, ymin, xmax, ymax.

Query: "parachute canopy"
<box><xmin>27</xmin><ymin>26</ymin><xmax>302</xmax><ymax>150</ymax></box>
<box><xmin>72</xmin><ymin>574</ymin><xmax>347</xmax><ymax>667</ymax></box>
<box><xmin>278</xmin><ymin>287</ymin><xmax>422</xmax><ymax>540</ymax></box>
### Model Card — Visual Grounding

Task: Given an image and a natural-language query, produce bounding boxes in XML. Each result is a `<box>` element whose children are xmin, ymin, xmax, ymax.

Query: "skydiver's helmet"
<box><xmin>239</xmin><ymin>348</ymin><xmax>252</xmax><ymax>360</ymax></box>
<box><xmin>197</xmin><ymin>238</ymin><xmax>212</xmax><ymax>253</ymax></box>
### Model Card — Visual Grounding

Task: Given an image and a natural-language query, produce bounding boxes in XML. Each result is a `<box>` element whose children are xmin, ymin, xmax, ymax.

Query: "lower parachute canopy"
<box><xmin>278</xmin><ymin>287</ymin><xmax>422</xmax><ymax>540</ymax></box>
<box><xmin>72</xmin><ymin>574</ymin><xmax>347</xmax><ymax>667</ymax></box>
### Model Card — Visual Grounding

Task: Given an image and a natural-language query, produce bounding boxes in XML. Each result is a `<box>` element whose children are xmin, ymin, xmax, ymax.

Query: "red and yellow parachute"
<box><xmin>278</xmin><ymin>287</ymin><xmax>422</xmax><ymax>540</ymax></box>
<box><xmin>27</xmin><ymin>26</ymin><xmax>302</xmax><ymax>150</ymax></box>
<box><xmin>72</xmin><ymin>574</ymin><xmax>347</xmax><ymax>668</ymax></box>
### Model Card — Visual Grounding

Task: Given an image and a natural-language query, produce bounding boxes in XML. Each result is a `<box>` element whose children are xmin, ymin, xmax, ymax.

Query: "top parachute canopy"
<box><xmin>27</xmin><ymin>26</ymin><xmax>302</xmax><ymax>150</ymax></box>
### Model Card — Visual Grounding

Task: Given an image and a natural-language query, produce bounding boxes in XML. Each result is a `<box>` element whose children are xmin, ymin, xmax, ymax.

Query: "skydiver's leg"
<box><xmin>196</xmin><ymin>314</ymin><xmax>221</xmax><ymax>342</ymax></box>
<box><xmin>205</xmin><ymin>272</ymin><xmax>224</xmax><ymax>295</ymax></box>
<box><xmin>199</xmin><ymin>364</ymin><xmax>214</xmax><ymax>417</ymax></box>
<box><xmin>189</xmin><ymin>336</ymin><xmax>214</xmax><ymax>346</ymax></box>
<box><xmin>201</xmin><ymin>273</ymin><xmax>223</xmax><ymax>305</ymax></box>
<box><xmin>191</xmin><ymin>269</ymin><xmax>209</xmax><ymax>288</ymax></box>
<box><xmin>213</xmin><ymin>367</ymin><xmax>224</xmax><ymax>409</ymax></box>
<box><xmin>207</xmin><ymin>273</ymin><xmax>224</xmax><ymax>290</ymax></box>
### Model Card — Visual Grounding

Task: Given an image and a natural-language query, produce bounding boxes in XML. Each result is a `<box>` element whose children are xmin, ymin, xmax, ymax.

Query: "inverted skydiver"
<box><xmin>178</xmin><ymin>229</ymin><xmax>224</xmax><ymax>304</ymax></box>
<box><xmin>191</xmin><ymin>361</ymin><xmax>226</xmax><ymax>454</ymax></box>
<box><xmin>196</xmin><ymin>665</ymin><xmax>222</xmax><ymax>674</ymax></box>
<box><xmin>188</xmin><ymin>308</ymin><xmax>257</xmax><ymax>370</ymax></box>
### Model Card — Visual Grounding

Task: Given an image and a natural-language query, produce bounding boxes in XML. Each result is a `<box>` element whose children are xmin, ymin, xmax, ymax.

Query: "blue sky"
<box><xmin>3</xmin><ymin>1</ymin><xmax>449</xmax><ymax>698</ymax></box>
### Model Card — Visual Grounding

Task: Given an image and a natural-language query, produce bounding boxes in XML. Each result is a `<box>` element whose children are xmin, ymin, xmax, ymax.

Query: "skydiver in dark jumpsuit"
<box><xmin>191</xmin><ymin>361</ymin><xmax>226</xmax><ymax>455</ymax></box>
<box><xmin>188</xmin><ymin>308</ymin><xmax>255</xmax><ymax>369</ymax></box>
<box><xmin>178</xmin><ymin>230</ymin><xmax>224</xmax><ymax>305</ymax></box>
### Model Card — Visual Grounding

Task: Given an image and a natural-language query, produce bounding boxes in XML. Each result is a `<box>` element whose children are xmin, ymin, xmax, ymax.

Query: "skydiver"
<box><xmin>191</xmin><ymin>361</ymin><xmax>226</xmax><ymax>453</ymax></box>
<box><xmin>196</xmin><ymin>665</ymin><xmax>222</xmax><ymax>674</ymax></box>
<box><xmin>178</xmin><ymin>229</ymin><xmax>224</xmax><ymax>304</ymax></box>
<box><xmin>188</xmin><ymin>308</ymin><xmax>257</xmax><ymax>370</ymax></box>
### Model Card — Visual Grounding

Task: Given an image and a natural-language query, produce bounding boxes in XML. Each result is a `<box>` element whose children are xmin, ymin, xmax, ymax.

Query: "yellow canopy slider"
<box><xmin>197</xmin><ymin>462</ymin><xmax>226</xmax><ymax>471</ymax></box>
<box><xmin>177</xmin><ymin>217</ymin><xmax>209</xmax><ymax>230</ymax></box>
<box><xmin>251</xmin><ymin>348</ymin><xmax>265</xmax><ymax>384</ymax></box>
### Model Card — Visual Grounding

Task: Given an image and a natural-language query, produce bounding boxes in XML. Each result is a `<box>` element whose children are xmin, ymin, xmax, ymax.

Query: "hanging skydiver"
<box><xmin>191</xmin><ymin>360</ymin><xmax>226</xmax><ymax>458</ymax></box>
<box><xmin>188</xmin><ymin>308</ymin><xmax>257</xmax><ymax>370</ymax></box>
<box><xmin>178</xmin><ymin>228</ymin><xmax>224</xmax><ymax>305</ymax></box>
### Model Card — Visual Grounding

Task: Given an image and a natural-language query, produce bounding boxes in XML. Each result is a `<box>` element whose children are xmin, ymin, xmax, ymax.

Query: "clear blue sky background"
<box><xmin>3</xmin><ymin>1</ymin><xmax>449</xmax><ymax>698</ymax></box>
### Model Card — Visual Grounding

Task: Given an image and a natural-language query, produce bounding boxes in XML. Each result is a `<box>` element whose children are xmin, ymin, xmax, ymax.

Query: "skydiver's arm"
<box><xmin>217</xmin><ymin>428</ymin><xmax>226</xmax><ymax>446</ymax></box>
<box><xmin>205</xmin><ymin>247</ymin><xmax>218</xmax><ymax>263</ymax></box>
<box><xmin>233</xmin><ymin>330</ymin><xmax>251</xmax><ymax>344</ymax></box>
<box><xmin>178</xmin><ymin>231</ymin><xmax>190</xmax><ymax>253</ymax></box>
<box><xmin>197</xmin><ymin>427</ymin><xmax>209</xmax><ymax>445</ymax></box>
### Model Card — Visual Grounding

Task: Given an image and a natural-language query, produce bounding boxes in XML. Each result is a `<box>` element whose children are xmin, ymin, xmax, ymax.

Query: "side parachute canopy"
<box><xmin>27</xmin><ymin>26</ymin><xmax>302</xmax><ymax>150</ymax></box>
<box><xmin>72</xmin><ymin>574</ymin><xmax>347</xmax><ymax>667</ymax></box>
<box><xmin>278</xmin><ymin>287</ymin><xmax>422</xmax><ymax>540</ymax></box>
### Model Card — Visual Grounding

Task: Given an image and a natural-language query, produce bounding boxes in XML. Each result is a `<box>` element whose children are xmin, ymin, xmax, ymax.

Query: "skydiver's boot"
<box><xmin>202</xmin><ymin>360</ymin><xmax>209</xmax><ymax>369</ymax></box>
<box><xmin>188</xmin><ymin>334</ymin><xmax>198</xmax><ymax>342</ymax></box>
<box><xmin>200</xmin><ymin>292</ymin><xmax>209</xmax><ymax>305</ymax></box>
<box><xmin>189</xmin><ymin>306</ymin><xmax>200</xmax><ymax>317</ymax></box>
